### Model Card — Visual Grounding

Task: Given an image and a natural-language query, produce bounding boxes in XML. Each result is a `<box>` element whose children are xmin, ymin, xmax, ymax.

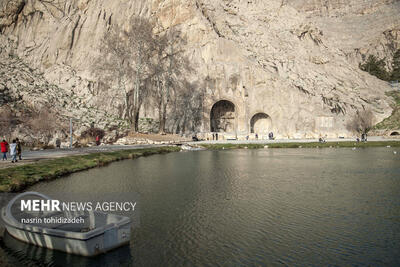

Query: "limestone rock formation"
<box><xmin>0</xmin><ymin>0</ymin><xmax>399</xmax><ymax>139</ymax></box>
<box><xmin>288</xmin><ymin>0</ymin><xmax>400</xmax><ymax>67</ymax></box>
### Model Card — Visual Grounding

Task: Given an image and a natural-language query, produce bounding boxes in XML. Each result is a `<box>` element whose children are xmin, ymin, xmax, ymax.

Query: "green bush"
<box><xmin>391</xmin><ymin>49</ymin><xmax>400</xmax><ymax>81</ymax></box>
<box><xmin>360</xmin><ymin>55</ymin><xmax>390</xmax><ymax>81</ymax></box>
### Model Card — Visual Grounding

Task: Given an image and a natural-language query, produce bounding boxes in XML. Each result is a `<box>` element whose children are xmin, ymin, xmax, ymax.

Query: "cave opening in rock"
<box><xmin>210</xmin><ymin>100</ymin><xmax>236</xmax><ymax>133</ymax></box>
<box><xmin>250</xmin><ymin>113</ymin><xmax>272</xmax><ymax>134</ymax></box>
<box><xmin>390</xmin><ymin>131</ymin><xmax>399</xmax><ymax>136</ymax></box>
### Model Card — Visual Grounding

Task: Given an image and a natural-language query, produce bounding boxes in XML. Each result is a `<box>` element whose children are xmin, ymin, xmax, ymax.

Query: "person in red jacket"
<box><xmin>1</xmin><ymin>139</ymin><xmax>8</xmax><ymax>161</ymax></box>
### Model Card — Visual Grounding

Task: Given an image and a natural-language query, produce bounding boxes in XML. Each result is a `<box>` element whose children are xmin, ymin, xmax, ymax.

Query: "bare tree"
<box><xmin>95</xmin><ymin>16</ymin><xmax>155</xmax><ymax>132</ymax></box>
<box><xmin>150</xmin><ymin>29</ymin><xmax>192</xmax><ymax>133</ymax></box>
<box><xmin>28</xmin><ymin>107</ymin><xmax>58</xmax><ymax>145</ymax></box>
<box><xmin>127</xmin><ymin>16</ymin><xmax>155</xmax><ymax>131</ymax></box>
<box><xmin>169</xmin><ymin>80</ymin><xmax>204</xmax><ymax>134</ymax></box>
<box><xmin>151</xmin><ymin>33</ymin><xmax>169</xmax><ymax>133</ymax></box>
<box><xmin>96</xmin><ymin>26</ymin><xmax>131</xmax><ymax>124</ymax></box>
<box><xmin>346</xmin><ymin>109</ymin><xmax>375</xmax><ymax>135</ymax></box>
<box><xmin>0</xmin><ymin>105</ymin><xmax>17</xmax><ymax>140</ymax></box>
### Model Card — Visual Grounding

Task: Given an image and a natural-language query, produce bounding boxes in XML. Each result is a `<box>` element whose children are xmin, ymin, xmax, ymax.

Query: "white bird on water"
<box><xmin>394</xmin><ymin>151</ymin><xmax>397</xmax><ymax>154</ymax></box>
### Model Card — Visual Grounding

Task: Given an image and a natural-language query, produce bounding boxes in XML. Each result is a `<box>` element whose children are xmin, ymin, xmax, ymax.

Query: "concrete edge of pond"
<box><xmin>198</xmin><ymin>140</ymin><xmax>400</xmax><ymax>150</ymax></box>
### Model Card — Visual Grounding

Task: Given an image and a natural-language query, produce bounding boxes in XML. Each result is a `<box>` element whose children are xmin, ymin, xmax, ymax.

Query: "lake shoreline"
<box><xmin>199</xmin><ymin>140</ymin><xmax>400</xmax><ymax>150</ymax></box>
<box><xmin>0</xmin><ymin>141</ymin><xmax>399</xmax><ymax>193</ymax></box>
<box><xmin>0</xmin><ymin>146</ymin><xmax>180</xmax><ymax>193</ymax></box>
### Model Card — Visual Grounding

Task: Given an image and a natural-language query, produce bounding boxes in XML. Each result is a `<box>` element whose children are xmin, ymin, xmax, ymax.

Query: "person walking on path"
<box><xmin>56</xmin><ymin>138</ymin><xmax>61</xmax><ymax>148</ymax></box>
<box><xmin>1</xmin><ymin>139</ymin><xmax>8</xmax><ymax>161</ymax></box>
<box><xmin>16</xmin><ymin>138</ymin><xmax>22</xmax><ymax>160</ymax></box>
<box><xmin>10</xmin><ymin>139</ymin><xmax>17</xmax><ymax>163</ymax></box>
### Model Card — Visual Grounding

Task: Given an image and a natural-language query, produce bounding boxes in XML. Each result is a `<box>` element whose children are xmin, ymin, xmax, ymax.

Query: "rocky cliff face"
<box><xmin>0</xmin><ymin>0</ymin><xmax>398</xmax><ymax>139</ymax></box>
<box><xmin>288</xmin><ymin>0</ymin><xmax>400</xmax><ymax>66</ymax></box>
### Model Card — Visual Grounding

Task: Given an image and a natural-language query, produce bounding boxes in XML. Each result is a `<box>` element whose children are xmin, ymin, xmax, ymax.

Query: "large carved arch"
<box><xmin>210</xmin><ymin>100</ymin><xmax>236</xmax><ymax>133</ymax></box>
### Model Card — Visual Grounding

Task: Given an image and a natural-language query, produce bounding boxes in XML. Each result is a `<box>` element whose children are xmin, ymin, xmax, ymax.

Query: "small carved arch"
<box><xmin>250</xmin><ymin>113</ymin><xmax>272</xmax><ymax>134</ymax></box>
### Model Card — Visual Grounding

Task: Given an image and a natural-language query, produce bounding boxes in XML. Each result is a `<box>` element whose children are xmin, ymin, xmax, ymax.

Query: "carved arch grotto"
<box><xmin>210</xmin><ymin>100</ymin><xmax>236</xmax><ymax>133</ymax></box>
<box><xmin>250</xmin><ymin>113</ymin><xmax>272</xmax><ymax>134</ymax></box>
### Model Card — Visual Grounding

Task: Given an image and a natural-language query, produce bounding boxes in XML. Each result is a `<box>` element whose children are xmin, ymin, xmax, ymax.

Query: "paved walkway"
<box><xmin>0</xmin><ymin>144</ymin><xmax>163</xmax><ymax>169</ymax></box>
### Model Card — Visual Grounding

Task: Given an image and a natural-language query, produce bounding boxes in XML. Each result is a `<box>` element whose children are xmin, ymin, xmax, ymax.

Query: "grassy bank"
<box><xmin>200</xmin><ymin>141</ymin><xmax>400</xmax><ymax>150</ymax></box>
<box><xmin>0</xmin><ymin>146</ymin><xmax>180</xmax><ymax>193</ymax></box>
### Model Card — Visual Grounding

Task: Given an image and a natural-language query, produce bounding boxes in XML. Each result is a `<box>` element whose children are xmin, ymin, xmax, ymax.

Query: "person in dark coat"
<box><xmin>16</xmin><ymin>138</ymin><xmax>22</xmax><ymax>160</ymax></box>
<box><xmin>56</xmin><ymin>138</ymin><xmax>61</xmax><ymax>148</ymax></box>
